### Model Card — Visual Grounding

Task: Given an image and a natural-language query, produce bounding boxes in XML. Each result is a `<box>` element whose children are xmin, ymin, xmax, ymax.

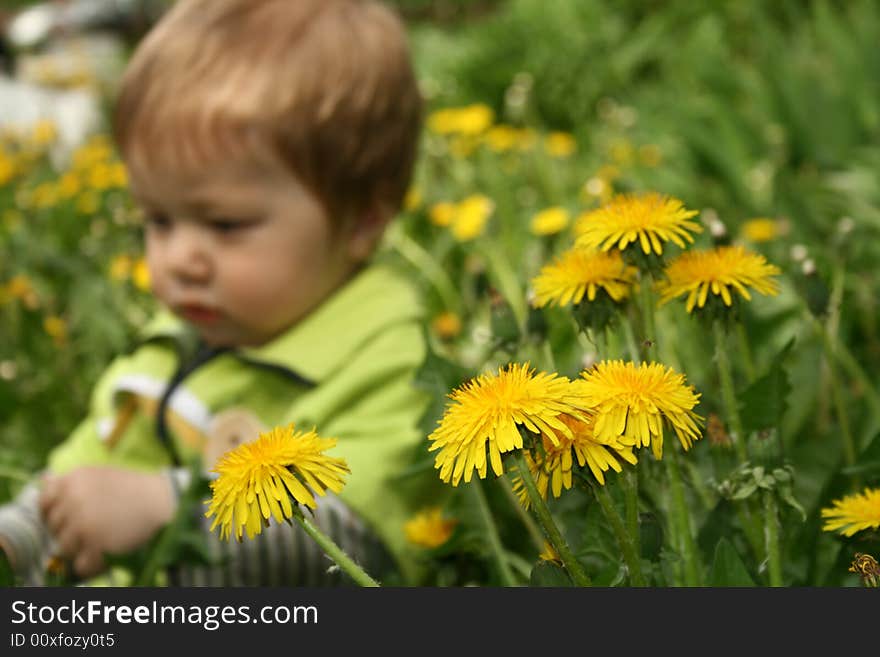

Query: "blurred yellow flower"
<box><xmin>0</xmin><ymin>152</ymin><xmax>15</xmax><ymax>186</ymax></box>
<box><xmin>609</xmin><ymin>139</ymin><xmax>634</xmax><ymax>165</ymax></box>
<box><xmin>575</xmin><ymin>192</ymin><xmax>702</xmax><ymax>256</ymax></box>
<box><xmin>109</xmin><ymin>254</ymin><xmax>133</xmax><ymax>281</ymax></box>
<box><xmin>821</xmin><ymin>487</ymin><xmax>880</xmax><ymax>537</ymax></box>
<box><xmin>43</xmin><ymin>315</ymin><xmax>68</xmax><ymax>345</ymax></box>
<box><xmin>451</xmin><ymin>194</ymin><xmax>494</xmax><ymax>242</ymax></box>
<box><xmin>740</xmin><ymin>218</ymin><xmax>779</xmax><ymax>243</ymax></box>
<box><xmin>57</xmin><ymin>172</ymin><xmax>81</xmax><ymax>200</ymax></box>
<box><xmin>427</xmin><ymin>104</ymin><xmax>494</xmax><ymax>136</ymax></box>
<box><xmin>30</xmin><ymin>120</ymin><xmax>58</xmax><ymax>147</ymax></box>
<box><xmin>484</xmin><ymin>124</ymin><xmax>520</xmax><ymax>152</ymax></box>
<box><xmin>656</xmin><ymin>245</ymin><xmax>781</xmax><ymax>312</ymax></box>
<box><xmin>132</xmin><ymin>258</ymin><xmax>151</xmax><ymax>292</ymax></box>
<box><xmin>544</xmin><ymin>131</ymin><xmax>576</xmax><ymax>158</ymax></box>
<box><xmin>2</xmin><ymin>274</ymin><xmax>40</xmax><ymax>310</ymax></box>
<box><xmin>428</xmin><ymin>363</ymin><xmax>592</xmax><ymax>485</ymax></box>
<box><xmin>205</xmin><ymin>424</ymin><xmax>349</xmax><ymax>541</ymax></box>
<box><xmin>76</xmin><ymin>190</ymin><xmax>101</xmax><ymax>215</ymax></box>
<box><xmin>404</xmin><ymin>507</ymin><xmax>457</xmax><ymax>549</ymax></box>
<box><xmin>429</xmin><ymin>201</ymin><xmax>456</xmax><ymax>227</ymax></box>
<box><xmin>403</xmin><ymin>186</ymin><xmax>422</xmax><ymax>212</ymax></box>
<box><xmin>531</xmin><ymin>247</ymin><xmax>637</xmax><ymax>307</ymax></box>
<box><xmin>576</xmin><ymin>360</ymin><xmax>703</xmax><ymax>460</ymax></box>
<box><xmin>432</xmin><ymin>311</ymin><xmax>462</xmax><ymax>340</ymax></box>
<box><xmin>529</xmin><ymin>206</ymin><xmax>570</xmax><ymax>236</ymax></box>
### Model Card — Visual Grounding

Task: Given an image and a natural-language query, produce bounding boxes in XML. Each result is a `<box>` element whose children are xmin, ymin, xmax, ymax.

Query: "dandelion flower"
<box><xmin>740</xmin><ymin>218</ymin><xmax>779</xmax><ymax>243</ymax></box>
<box><xmin>531</xmin><ymin>247</ymin><xmax>637</xmax><ymax>308</ymax></box>
<box><xmin>428</xmin><ymin>363</ymin><xmax>592</xmax><ymax>485</ymax></box>
<box><xmin>821</xmin><ymin>487</ymin><xmax>880</xmax><ymax>537</ymax></box>
<box><xmin>530</xmin><ymin>206</ymin><xmax>570</xmax><ymax>236</ymax></box>
<box><xmin>451</xmin><ymin>194</ymin><xmax>494</xmax><ymax>242</ymax></box>
<box><xmin>432</xmin><ymin>311</ymin><xmax>462</xmax><ymax>340</ymax></box>
<box><xmin>205</xmin><ymin>424</ymin><xmax>349</xmax><ymax>541</ymax></box>
<box><xmin>538</xmin><ymin>541</ymin><xmax>562</xmax><ymax>563</ymax></box>
<box><xmin>404</xmin><ymin>507</ymin><xmax>457</xmax><ymax>549</ymax></box>
<box><xmin>575</xmin><ymin>192</ymin><xmax>702</xmax><ymax>255</ymax></box>
<box><xmin>656</xmin><ymin>245</ymin><xmax>781</xmax><ymax>312</ymax></box>
<box><xmin>512</xmin><ymin>415</ymin><xmax>637</xmax><ymax>507</ymax></box>
<box><xmin>427</xmin><ymin>104</ymin><xmax>494</xmax><ymax>136</ymax></box>
<box><xmin>132</xmin><ymin>258</ymin><xmax>151</xmax><ymax>292</ymax></box>
<box><xmin>429</xmin><ymin>201</ymin><xmax>456</xmax><ymax>227</ymax></box>
<box><xmin>576</xmin><ymin>360</ymin><xmax>703</xmax><ymax>459</ymax></box>
<box><xmin>544</xmin><ymin>132</ymin><xmax>576</xmax><ymax>158</ymax></box>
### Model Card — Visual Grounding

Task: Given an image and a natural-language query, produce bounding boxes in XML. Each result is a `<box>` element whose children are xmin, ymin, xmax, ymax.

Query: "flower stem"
<box><xmin>479</xmin><ymin>240</ymin><xmax>528</xmax><ymax>328</ymax></box>
<box><xmin>762</xmin><ymin>490</ymin><xmax>783</xmax><ymax>587</ymax></box>
<box><xmin>622</xmin><ymin>469</ymin><xmax>641</xmax><ymax>557</ymax></box>
<box><xmin>713</xmin><ymin>319</ymin><xmax>748</xmax><ymax>464</ymax></box>
<box><xmin>469</xmin><ymin>479</ymin><xmax>518</xmax><ymax>586</ymax></box>
<box><xmin>664</xmin><ymin>447</ymin><xmax>702</xmax><ymax>586</ymax></box>
<box><xmin>384</xmin><ymin>223</ymin><xmax>461</xmax><ymax>315</ymax></box>
<box><xmin>592</xmin><ymin>483</ymin><xmax>647</xmax><ymax>586</ymax></box>
<box><xmin>510</xmin><ymin>450</ymin><xmax>592</xmax><ymax>586</ymax></box>
<box><xmin>293</xmin><ymin>511</ymin><xmax>380</xmax><ymax>587</ymax></box>
<box><xmin>638</xmin><ymin>273</ymin><xmax>657</xmax><ymax>362</ymax></box>
<box><xmin>498</xmin><ymin>476</ymin><xmax>546</xmax><ymax>553</ymax></box>
<box><xmin>736</xmin><ymin>323</ymin><xmax>757</xmax><ymax>384</ymax></box>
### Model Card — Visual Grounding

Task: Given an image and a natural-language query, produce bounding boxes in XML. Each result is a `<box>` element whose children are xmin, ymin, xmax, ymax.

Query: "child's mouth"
<box><xmin>179</xmin><ymin>304</ymin><xmax>222</xmax><ymax>324</ymax></box>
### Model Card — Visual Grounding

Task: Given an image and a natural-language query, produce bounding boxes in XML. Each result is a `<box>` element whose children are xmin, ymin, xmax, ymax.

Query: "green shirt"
<box><xmin>47</xmin><ymin>262</ymin><xmax>441</xmax><ymax>583</ymax></box>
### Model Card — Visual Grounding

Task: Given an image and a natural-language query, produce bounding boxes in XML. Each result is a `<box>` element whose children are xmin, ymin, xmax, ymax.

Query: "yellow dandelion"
<box><xmin>531</xmin><ymin>246</ymin><xmax>637</xmax><ymax>308</ymax></box>
<box><xmin>404</xmin><ymin>186</ymin><xmax>422</xmax><ymax>212</ymax></box>
<box><xmin>432</xmin><ymin>311</ymin><xmax>462</xmax><ymax>340</ymax></box>
<box><xmin>205</xmin><ymin>424</ymin><xmax>350</xmax><ymax>541</ymax></box>
<box><xmin>429</xmin><ymin>201</ymin><xmax>456</xmax><ymax>227</ymax></box>
<box><xmin>544</xmin><ymin>131</ymin><xmax>576</xmax><ymax>158</ymax></box>
<box><xmin>484</xmin><ymin>124</ymin><xmax>520</xmax><ymax>152</ymax></box>
<box><xmin>30</xmin><ymin>120</ymin><xmax>58</xmax><ymax>147</ymax></box>
<box><xmin>428</xmin><ymin>363</ymin><xmax>593</xmax><ymax>486</ymax></box>
<box><xmin>638</xmin><ymin>144</ymin><xmax>663</xmax><ymax>167</ymax></box>
<box><xmin>656</xmin><ymin>245</ymin><xmax>781</xmax><ymax>312</ymax></box>
<box><xmin>740</xmin><ymin>218</ymin><xmax>779</xmax><ymax>243</ymax></box>
<box><xmin>132</xmin><ymin>258</ymin><xmax>151</xmax><ymax>292</ymax></box>
<box><xmin>529</xmin><ymin>206</ymin><xmax>570</xmax><ymax>236</ymax></box>
<box><xmin>451</xmin><ymin>194</ymin><xmax>494</xmax><ymax>242</ymax></box>
<box><xmin>404</xmin><ymin>507</ymin><xmax>458</xmax><ymax>549</ymax></box>
<box><xmin>512</xmin><ymin>415</ymin><xmax>637</xmax><ymax>507</ymax></box>
<box><xmin>575</xmin><ymin>192</ymin><xmax>702</xmax><ymax>255</ymax></box>
<box><xmin>576</xmin><ymin>360</ymin><xmax>703</xmax><ymax>460</ymax></box>
<box><xmin>108</xmin><ymin>254</ymin><xmax>132</xmax><ymax>281</ymax></box>
<box><xmin>821</xmin><ymin>487</ymin><xmax>880</xmax><ymax>537</ymax></box>
<box><xmin>427</xmin><ymin>104</ymin><xmax>494</xmax><ymax>136</ymax></box>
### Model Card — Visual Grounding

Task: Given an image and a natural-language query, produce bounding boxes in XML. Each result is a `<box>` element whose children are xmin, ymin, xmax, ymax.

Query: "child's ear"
<box><xmin>347</xmin><ymin>204</ymin><xmax>391</xmax><ymax>262</ymax></box>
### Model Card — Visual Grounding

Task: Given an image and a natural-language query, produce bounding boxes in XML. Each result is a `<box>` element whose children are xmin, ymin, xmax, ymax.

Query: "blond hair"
<box><xmin>114</xmin><ymin>0</ymin><xmax>422</xmax><ymax>223</ymax></box>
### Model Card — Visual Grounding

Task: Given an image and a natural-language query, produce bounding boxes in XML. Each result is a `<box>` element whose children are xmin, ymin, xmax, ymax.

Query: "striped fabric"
<box><xmin>0</xmin><ymin>468</ymin><xmax>391</xmax><ymax>587</ymax></box>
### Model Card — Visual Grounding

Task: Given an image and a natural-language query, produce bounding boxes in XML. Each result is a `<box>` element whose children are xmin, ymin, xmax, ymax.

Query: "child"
<box><xmin>0</xmin><ymin>0</ymin><xmax>438</xmax><ymax>586</ymax></box>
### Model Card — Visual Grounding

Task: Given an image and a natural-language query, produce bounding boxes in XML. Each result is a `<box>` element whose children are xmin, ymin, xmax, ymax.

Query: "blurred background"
<box><xmin>1</xmin><ymin>0</ymin><xmax>878</xmax><ymax>585</ymax></box>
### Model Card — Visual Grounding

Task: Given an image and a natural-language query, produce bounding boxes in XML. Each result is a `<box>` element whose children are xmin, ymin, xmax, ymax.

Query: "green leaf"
<box><xmin>738</xmin><ymin>337</ymin><xmax>795</xmax><ymax>435</ymax></box>
<box><xmin>709</xmin><ymin>538</ymin><xmax>756</xmax><ymax>586</ymax></box>
<box><xmin>529</xmin><ymin>560</ymin><xmax>574</xmax><ymax>587</ymax></box>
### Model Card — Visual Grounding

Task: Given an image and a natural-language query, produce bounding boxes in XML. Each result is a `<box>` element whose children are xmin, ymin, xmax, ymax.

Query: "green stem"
<box><xmin>592</xmin><ymin>483</ymin><xmax>647</xmax><ymax>586</ymax></box>
<box><xmin>384</xmin><ymin>223</ymin><xmax>461</xmax><ymax>315</ymax></box>
<box><xmin>0</xmin><ymin>465</ymin><xmax>33</xmax><ymax>484</ymax></box>
<box><xmin>812</xmin><ymin>314</ymin><xmax>880</xmax><ymax>422</ymax></box>
<box><xmin>622</xmin><ymin>469</ymin><xmax>641</xmax><ymax>558</ymax></box>
<box><xmin>469</xmin><ymin>479</ymin><xmax>518</xmax><ymax>586</ymax></box>
<box><xmin>510</xmin><ymin>450</ymin><xmax>592</xmax><ymax>586</ymax></box>
<box><xmin>293</xmin><ymin>511</ymin><xmax>380</xmax><ymax>587</ymax></box>
<box><xmin>735</xmin><ymin>500</ymin><xmax>765</xmax><ymax>564</ymax></box>
<box><xmin>762</xmin><ymin>490</ymin><xmax>783</xmax><ymax>587</ymax></box>
<box><xmin>479</xmin><ymin>239</ymin><xmax>528</xmax><ymax>327</ymax></box>
<box><xmin>498</xmin><ymin>476</ymin><xmax>545</xmax><ymax>553</ymax></box>
<box><xmin>622</xmin><ymin>312</ymin><xmax>642</xmax><ymax>364</ymax></box>
<box><xmin>736</xmin><ymin>323</ymin><xmax>757</xmax><ymax>384</ymax></box>
<box><xmin>639</xmin><ymin>273</ymin><xmax>657</xmax><ymax>362</ymax></box>
<box><xmin>664</xmin><ymin>447</ymin><xmax>701</xmax><ymax>586</ymax></box>
<box><xmin>714</xmin><ymin>319</ymin><xmax>748</xmax><ymax>464</ymax></box>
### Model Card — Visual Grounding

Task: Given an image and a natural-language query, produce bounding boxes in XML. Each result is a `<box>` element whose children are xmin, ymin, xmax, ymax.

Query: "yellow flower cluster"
<box><xmin>429</xmin><ymin>194</ymin><xmax>495</xmax><ymax>242</ymax></box>
<box><xmin>428</xmin><ymin>360</ymin><xmax>702</xmax><ymax>494</ymax></box>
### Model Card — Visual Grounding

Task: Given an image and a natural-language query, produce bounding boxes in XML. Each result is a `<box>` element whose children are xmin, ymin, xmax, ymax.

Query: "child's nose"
<box><xmin>165</xmin><ymin>225</ymin><xmax>212</xmax><ymax>283</ymax></box>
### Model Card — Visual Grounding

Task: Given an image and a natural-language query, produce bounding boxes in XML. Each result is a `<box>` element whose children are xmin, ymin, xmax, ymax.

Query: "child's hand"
<box><xmin>39</xmin><ymin>466</ymin><xmax>176</xmax><ymax>579</ymax></box>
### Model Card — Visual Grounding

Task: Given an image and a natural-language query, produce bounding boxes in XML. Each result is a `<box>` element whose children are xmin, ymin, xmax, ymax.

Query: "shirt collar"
<box><xmin>139</xmin><ymin>262</ymin><xmax>424</xmax><ymax>383</ymax></box>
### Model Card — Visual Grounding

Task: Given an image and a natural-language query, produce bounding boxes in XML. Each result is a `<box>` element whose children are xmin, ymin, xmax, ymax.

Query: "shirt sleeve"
<box><xmin>0</xmin><ymin>479</ymin><xmax>54</xmax><ymax>585</ymax></box>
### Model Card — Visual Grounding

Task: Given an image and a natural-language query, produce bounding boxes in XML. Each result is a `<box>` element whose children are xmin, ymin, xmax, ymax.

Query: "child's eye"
<box><xmin>145</xmin><ymin>212</ymin><xmax>172</xmax><ymax>230</ymax></box>
<box><xmin>209</xmin><ymin>219</ymin><xmax>252</xmax><ymax>234</ymax></box>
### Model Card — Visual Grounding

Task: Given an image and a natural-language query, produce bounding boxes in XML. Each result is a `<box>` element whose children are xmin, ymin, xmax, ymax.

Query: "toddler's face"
<box><xmin>130</xmin><ymin>156</ymin><xmax>356</xmax><ymax>347</ymax></box>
